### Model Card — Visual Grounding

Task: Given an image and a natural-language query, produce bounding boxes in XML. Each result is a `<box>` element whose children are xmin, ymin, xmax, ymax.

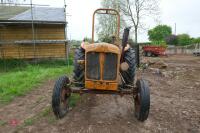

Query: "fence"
<box><xmin>166</xmin><ymin>44</ymin><xmax>199</xmax><ymax>55</ymax></box>
<box><xmin>166</xmin><ymin>47</ymin><xmax>193</xmax><ymax>55</ymax></box>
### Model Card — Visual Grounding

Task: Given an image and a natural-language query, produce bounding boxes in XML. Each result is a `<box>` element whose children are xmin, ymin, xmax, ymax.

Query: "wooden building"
<box><xmin>0</xmin><ymin>6</ymin><xmax>68</xmax><ymax>59</ymax></box>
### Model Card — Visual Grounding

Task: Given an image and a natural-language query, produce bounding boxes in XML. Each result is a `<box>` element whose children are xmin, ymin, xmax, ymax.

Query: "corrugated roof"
<box><xmin>0</xmin><ymin>6</ymin><xmax>66</xmax><ymax>23</ymax></box>
<box><xmin>0</xmin><ymin>6</ymin><xmax>29</xmax><ymax>20</ymax></box>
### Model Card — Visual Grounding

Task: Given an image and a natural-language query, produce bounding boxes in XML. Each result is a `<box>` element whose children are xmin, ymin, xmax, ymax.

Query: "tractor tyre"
<box><xmin>143</xmin><ymin>51</ymin><xmax>147</xmax><ymax>57</ymax></box>
<box><xmin>121</xmin><ymin>48</ymin><xmax>136</xmax><ymax>85</ymax></box>
<box><xmin>73</xmin><ymin>47</ymin><xmax>85</xmax><ymax>86</ymax></box>
<box><xmin>52</xmin><ymin>76</ymin><xmax>71</xmax><ymax>119</ymax></box>
<box><xmin>134</xmin><ymin>79</ymin><xmax>150</xmax><ymax>122</ymax></box>
<box><xmin>147</xmin><ymin>51</ymin><xmax>152</xmax><ymax>57</ymax></box>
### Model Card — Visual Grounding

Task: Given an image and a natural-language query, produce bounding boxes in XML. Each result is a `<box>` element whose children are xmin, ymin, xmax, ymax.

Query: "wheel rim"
<box><xmin>60</xmin><ymin>87</ymin><xmax>70</xmax><ymax>114</ymax></box>
<box><xmin>134</xmin><ymin>92</ymin><xmax>141</xmax><ymax>118</ymax></box>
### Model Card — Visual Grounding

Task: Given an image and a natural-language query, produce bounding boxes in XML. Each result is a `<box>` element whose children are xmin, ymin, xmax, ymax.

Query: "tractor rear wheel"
<box><xmin>73</xmin><ymin>47</ymin><xmax>85</xmax><ymax>86</ymax></box>
<box><xmin>121</xmin><ymin>48</ymin><xmax>136</xmax><ymax>85</ymax></box>
<box><xmin>134</xmin><ymin>79</ymin><xmax>150</xmax><ymax>122</ymax></box>
<box><xmin>52</xmin><ymin>76</ymin><xmax>71</xmax><ymax>118</ymax></box>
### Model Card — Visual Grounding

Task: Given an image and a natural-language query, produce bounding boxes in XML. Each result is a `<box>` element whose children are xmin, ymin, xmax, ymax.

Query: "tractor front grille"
<box><xmin>103</xmin><ymin>53</ymin><xmax>118</xmax><ymax>80</ymax></box>
<box><xmin>86</xmin><ymin>52</ymin><xmax>118</xmax><ymax>81</ymax></box>
<box><xmin>86</xmin><ymin>52</ymin><xmax>100</xmax><ymax>80</ymax></box>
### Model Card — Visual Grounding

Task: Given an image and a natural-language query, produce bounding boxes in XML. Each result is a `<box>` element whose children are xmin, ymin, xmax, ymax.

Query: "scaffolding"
<box><xmin>0</xmin><ymin>1</ymin><xmax>69</xmax><ymax>62</ymax></box>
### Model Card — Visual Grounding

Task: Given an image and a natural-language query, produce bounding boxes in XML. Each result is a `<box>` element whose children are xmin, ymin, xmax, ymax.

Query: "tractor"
<box><xmin>52</xmin><ymin>8</ymin><xmax>150</xmax><ymax>122</ymax></box>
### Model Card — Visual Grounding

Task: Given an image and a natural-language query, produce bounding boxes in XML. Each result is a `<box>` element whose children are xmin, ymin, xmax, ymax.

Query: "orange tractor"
<box><xmin>52</xmin><ymin>9</ymin><xmax>150</xmax><ymax>122</ymax></box>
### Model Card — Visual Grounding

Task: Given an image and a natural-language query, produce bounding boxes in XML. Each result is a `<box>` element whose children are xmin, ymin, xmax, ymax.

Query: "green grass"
<box><xmin>0</xmin><ymin>59</ymin><xmax>81</xmax><ymax>131</ymax></box>
<box><xmin>0</xmin><ymin>120</ymin><xmax>7</xmax><ymax>126</ymax></box>
<box><xmin>0</xmin><ymin>59</ymin><xmax>73</xmax><ymax>73</ymax></box>
<box><xmin>0</xmin><ymin>59</ymin><xmax>73</xmax><ymax>104</ymax></box>
<box><xmin>24</xmin><ymin>118</ymin><xmax>34</xmax><ymax>126</ymax></box>
<box><xmin>69</xmin><ymin>94</ymin><xmax>81</xmax><ymax>107</ymax></box>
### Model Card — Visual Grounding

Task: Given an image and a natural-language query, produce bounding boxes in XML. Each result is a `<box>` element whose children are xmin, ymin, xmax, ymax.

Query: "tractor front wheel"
<box><xmin>134</xmin><ymin>79</ymin><xmax>150</xmax><ymax>122</ymax></box>
<box><xmin>52</xmin><ymin>76</ymin><xmax>71</xmax><ymax>118</ymax></box>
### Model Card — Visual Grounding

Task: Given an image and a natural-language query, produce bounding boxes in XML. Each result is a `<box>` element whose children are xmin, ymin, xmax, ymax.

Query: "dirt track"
<box><xmin>0</xmin><ymin>55</ymin><xmax>200</xmax><ymax>133</ymax></box>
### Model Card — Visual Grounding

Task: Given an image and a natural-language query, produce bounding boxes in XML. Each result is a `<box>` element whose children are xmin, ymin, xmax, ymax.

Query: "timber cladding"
<box><xmin>0</xmin><ymin>24</ymin><xmax>67</xmax><ymax>59</ymax></box>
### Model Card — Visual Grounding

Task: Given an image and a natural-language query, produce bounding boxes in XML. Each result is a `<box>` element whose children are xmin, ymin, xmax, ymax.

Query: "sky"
<box><xmin>30</xmin><ymin>0</ymin><xmax>200</xmax><ymax>42</ymax></box>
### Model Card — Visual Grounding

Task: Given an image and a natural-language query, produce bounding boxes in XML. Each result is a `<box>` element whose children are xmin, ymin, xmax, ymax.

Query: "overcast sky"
<box><xmin>31</xmin><ymin>0</ymin><xmax>200</xmax><ymax>42</ymax></box>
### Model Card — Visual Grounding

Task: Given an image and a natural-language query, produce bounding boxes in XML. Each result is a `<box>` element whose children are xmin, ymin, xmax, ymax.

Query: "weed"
<box><xmin>24</xmin><ymin>118</ymin><xmax>34</xmax><ymax>126</ymax></box>
<box><xmin>0</xmin><ymin>120</ymin><xmax>7</xmax><ymax>126</ymax></box>
<box><xmin>41</xmin><ymin>107</ymin><xmax>51</xmax><ymax>117</ymax></box>
<box><xmin>47</xmin><ymin>116</ymin><xmax>57</xmax><ymax>124</ymax></box>
<box><xmin>69</xmin><ymin>94</ymin><xmax>80</xmax><ymax>107</ymax></box>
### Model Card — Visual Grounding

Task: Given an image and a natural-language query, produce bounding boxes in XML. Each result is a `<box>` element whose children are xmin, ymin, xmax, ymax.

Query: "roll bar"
<box><xmin>92</xmin><ymin>8</ymin><xmax>120</xmax><ymax>44</ymax></box>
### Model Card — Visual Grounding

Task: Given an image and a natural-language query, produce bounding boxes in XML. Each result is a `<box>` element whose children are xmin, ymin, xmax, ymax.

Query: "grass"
<box><xmin>69</xmin><ymin>94</ymin><xmax>81</xmax><ymax>107</ymax></box>
<box><xmin>0</xmin><ymin>59</ymin><xmax>73</xmax><ymax>104</ymax></box>
<box><xmin>0</xmin><ymin>120</ymin><xmax>7</xmax><ymax>126</ymax></box>
<box><xmin>0</xmin><ymin>59</ymin><xmax>73</xmax><ymax>73</ymax></box>
<box><xmin>24</xmin><ymin>118</ymin><xmax>34</xmax><ymax>126</ymax></box>
<box><xmin>0</xmin><ymin>59</ymin><xmax>81</xmax><ymax>130</ymax></box>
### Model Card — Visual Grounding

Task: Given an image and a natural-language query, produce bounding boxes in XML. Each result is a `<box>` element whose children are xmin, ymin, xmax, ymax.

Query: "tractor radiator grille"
<box><xmin>86</xmin><ymin>52</ymin><xmax>100</xmax><ymax>80</ymax></box>
<box><xmin>103</xmin><ymin>53</ymin><xmax>117</xmax><ymax>80</ymax></box>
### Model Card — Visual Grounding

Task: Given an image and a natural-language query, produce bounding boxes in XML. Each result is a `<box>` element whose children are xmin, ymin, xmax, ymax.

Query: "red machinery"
<box><xmin>142</xmin><ymin>45</ymin><xmax>166</xmax><ymax>57</ymax></box>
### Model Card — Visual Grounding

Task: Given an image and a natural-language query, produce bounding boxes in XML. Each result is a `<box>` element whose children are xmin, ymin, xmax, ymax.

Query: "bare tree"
<box><xmin>97</xmin><ymin>0</ymin><xmax>126</xmax><ymax>41</ymax></box>
<box><xmin>120</xmin><ymin>0</ymin><xmax>160</xmax><ymax>66</ymax></box>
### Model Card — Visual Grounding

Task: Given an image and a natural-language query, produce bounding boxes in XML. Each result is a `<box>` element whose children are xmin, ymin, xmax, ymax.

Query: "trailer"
<box><xmin>142</xmin><ymin>45</ymin><xmax>166</xmax><ymax>57</ymax></box>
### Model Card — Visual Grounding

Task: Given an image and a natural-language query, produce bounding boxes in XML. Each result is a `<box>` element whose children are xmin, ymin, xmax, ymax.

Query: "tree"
<box><xmin>177</xmin><ymin>34</ymin><xmax>191</xmax><ymax>46</ymax></box>
<box><xmin>148</xmin><ymin>25</ymin><xmax>172</xmax><ymax>41</ymax></box>
<box><xmin>120</xmin><ymin>0</ymin><xmax>160</xmax><ymax>67</ymax></box>
<box><xmin>192</xmin><ymin>37</ymin><xmax>200</xmax><ymax>44</ymax></box>
<box><xmin>120</xmin><ymin>0</ymin><xmax>160</xmax><ymax>43</ymax></box>
<box><xmin>97</xmin><ymin>0</ymin><xmax>126</xmax><ymax>41</ymax></box>
<box><xmin>165</xmin><ymin>34</ymin><xmax>178</xmax><ymax>45</ymax></box>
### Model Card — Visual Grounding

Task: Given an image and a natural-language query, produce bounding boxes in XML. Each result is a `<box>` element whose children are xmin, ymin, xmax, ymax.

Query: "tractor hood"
<box><xmin>85</xmin><ymin>43</ymin><xmax>120</xmax><ymax>54</ymax></box>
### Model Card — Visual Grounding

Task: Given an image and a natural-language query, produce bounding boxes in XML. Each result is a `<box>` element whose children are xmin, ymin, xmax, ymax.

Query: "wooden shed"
<box><xmin>0</xmin><ymin>6</ymin><xmax>68</xmax><ymax>59</ymax></box>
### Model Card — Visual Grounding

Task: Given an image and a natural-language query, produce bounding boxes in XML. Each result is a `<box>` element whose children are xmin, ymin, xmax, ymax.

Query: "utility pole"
<box><xmin>174</xmin><ymin>23</ymin><xmax>176</xmax><ymax>35</ymax></box>
<box><xmin>64</xmin><ymin>0</ymin><xmax>69</xmax><ymax>66</ymax></box>
<box><xmin>64</xmin><ymin>0</ymin><xmax>67</xmax><ymax>41</ymax></box>
<box><xmin>30</xmin><ymin>0</ymin><xmax>36</xmax><ymax>62</ymax></box>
